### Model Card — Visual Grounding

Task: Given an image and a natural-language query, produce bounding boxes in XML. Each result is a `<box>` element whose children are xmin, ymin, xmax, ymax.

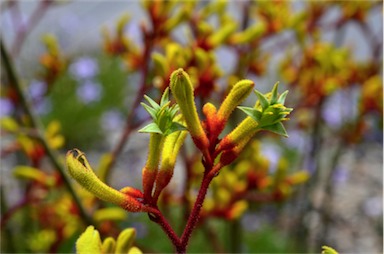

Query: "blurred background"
<box><xmin>1</xmin><ymin>0</ymin><xmax>382</xmax><ymax>253</ymax></box>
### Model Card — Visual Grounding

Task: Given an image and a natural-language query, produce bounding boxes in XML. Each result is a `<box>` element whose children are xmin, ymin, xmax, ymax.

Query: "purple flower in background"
<box><xmin>362</xmin><ymin>196</ymin><xmax>383</xmax><ymax>218</ymax></box>
<box><xmin>77</xmin><ymin>80</ymin><xmax>102</xmax><ymax>104</ymax></box>
<box><xmin>69</xmin><ymin>57</ymin><xmax>99</xmax><ymax>80</ymax></box>
<box><xmin>260</xmin><ymin>143</ymin><xmax>281</xmax><ymax>173</ymax></box>
<box><xmin>322</xmin><ymin>89</ymin><xmax>359</xmax><ymax>129</ymax></box>
<box><xmin>101</xmin><ymin>110</ymin><xmax>124</xmax><ymax>131</ymax></box>
<box><xmin>332</xmin><ymin>166</ymin><xmax>349</xmax><ymax>184</ymax></box>
<box><xmin>283</xmin><ymin>129</ymin><xmax>307</xmax><ymax>153</ymax></box>
<box><xmin>0</xmin><ymin>98</ymin><xmax>14</xmax><ymax>118</ymax></box>
<box><xmin>130</xmin><ymin>222</ymin><xmax>148</xmax><ymax>239</ymax></box>
<box><xmin>241</xmin><ymin>213</ymin><xmax>262</xmax><ymax>232</ymax></box>
<box><xmin>28</xmin><ymin>80</ymin><xmax>47</xmax><ymax>100</ymax></box>
<box><xmin>127</xmin><ymin>21</ymin><xmax>143</xmax><ymax>46</ymax></box>
<box><xmin>35</xmin><ymin>98</ymin><xmax>52</xmax><ymax>116</ymax></box>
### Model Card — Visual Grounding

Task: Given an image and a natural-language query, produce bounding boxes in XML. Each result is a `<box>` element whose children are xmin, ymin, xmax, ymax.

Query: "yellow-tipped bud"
<box><xmin>66</xmin><ymin>149</ymin><xmax>143</xmax><ymax>212</ymax></box>
<box><xmin>115</xmin><ymin>228</ymin><xmax>136</xmax><ymax>254</ymax></box>
<box><xmin>170</xmin><ymin>68</ymin><xmax>208</xmax><ymax>150</ymax></box>
<box><xmin>153</xmin><ymin>127</ymin><xmax>187</xmax><ymax>200</ymax></box>
<box><xmin>217</xmin><ymin>79</ymin><xmax>254</xmax><ymax>122</ymax></box>
<box><xmin>217</xmin><ymin>116</ymin><xmax>259</xmax><ymax>153</ymax></box>
<box><xmin>101</xmin><ymin>237</ymin><xmax>116</xmax><ymax>254</ymax></box>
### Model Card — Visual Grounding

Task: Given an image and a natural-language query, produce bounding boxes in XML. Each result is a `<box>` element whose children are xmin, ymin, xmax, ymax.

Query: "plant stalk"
<box><xmin>0</xmin><ymin>40</ymin><xmax>94</xmax><ymax>226</ymax></box>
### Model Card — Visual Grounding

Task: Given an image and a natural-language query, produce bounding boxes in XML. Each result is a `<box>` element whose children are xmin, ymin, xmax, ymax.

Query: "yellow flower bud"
<box><xmin>66</xmin><ymin>149</ymin><xmax>143</xmax><ymax>212</ymax></box>
<box><xmin>170</xmin><ymin>68</ymin><xmax>208</xmax><ymax>150</ymax></box>
<box><xmin>217</xmin><ymin>79</ymin><xmax>254</xmax><ymax>123</ymax></box>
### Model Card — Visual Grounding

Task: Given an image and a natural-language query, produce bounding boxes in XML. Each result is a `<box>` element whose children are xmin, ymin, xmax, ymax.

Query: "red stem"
<box><xmin>178</xmin><ymin>171</ymin><xmax>215</xmax><ymax>253</ymax></box>
<box><xmin>11</xmin><ymin>0</ymin><xmax>52</xmax><ymax>57</ymax></box>
<box><xmin>145</xmin><ymin>206</ymin><xmax>181</xmax><ymax>251</ymax></box>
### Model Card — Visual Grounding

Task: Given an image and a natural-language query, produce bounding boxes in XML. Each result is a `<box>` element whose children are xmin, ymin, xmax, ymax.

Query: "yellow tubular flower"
<box><xmin>169</xmin><ymin>68</ymin><xmax>209</xmax><ymax>150</ymax></box>
<box><xmin>217</xmin><ymin>79</ymin><xmax>254</xmax><ymax>122</ymax></box>
<box><xmin>154</xmin><ymin>126</ymin><xmax>187</xmax><ymax>200</ymax></box>
<box><xmin>66</xmin><ymin>149</ymin><xmax>143</xmax><ymax>212</ymax></box>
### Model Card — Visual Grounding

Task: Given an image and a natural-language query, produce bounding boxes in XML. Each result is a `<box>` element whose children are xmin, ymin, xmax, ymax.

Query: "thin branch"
<box><xmin>11</xmin><ymin>0</ymin><xmax>53</xmax><ymax>57</ymax></box>
<box><xmin>103</xmin><ymin>31</ymin><xmax>154</xmax><ymax>183</ymax></box>
<box><xmin>179</xmin><ymin>170</ymin><xmax>215</xmax><ymax>253</ymax></box>
<box><xmin>1</xmin><ymin>40</ymin><xmax>94</xmax><ymax>226</ymax></box>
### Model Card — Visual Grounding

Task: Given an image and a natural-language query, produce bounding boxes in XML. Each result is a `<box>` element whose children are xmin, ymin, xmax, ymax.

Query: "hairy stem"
<box><xmin>178</xmin><ymin>171</ymin><xmax>215</xmax><ymax>253</ymax></box>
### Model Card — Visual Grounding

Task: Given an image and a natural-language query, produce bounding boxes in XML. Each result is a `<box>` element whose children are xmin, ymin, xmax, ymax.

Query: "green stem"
<box><xmin>228</xmin><ymin>219</ymin><xmax>242</xmax><ymax>253</ymax></box>
<box><xmin>0</xmin><ymin>40</ymin><xmax>94</xmax><ymax>226</ymax></box>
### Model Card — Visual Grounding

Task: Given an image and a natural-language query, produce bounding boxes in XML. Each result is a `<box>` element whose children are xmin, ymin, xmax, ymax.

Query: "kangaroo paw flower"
<box><xmin>170</xmin><ymin>68</ymin><xmax>209</xmax><ymax>151</ymax></box>
<box><xmin>66</xmin><ymin>149</ymin><xmax>144</xmax><ymax>212</ymax></box>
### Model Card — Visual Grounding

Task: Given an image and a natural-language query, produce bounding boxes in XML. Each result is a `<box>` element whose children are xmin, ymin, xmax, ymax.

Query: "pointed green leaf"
<box><xmin>270</xmin><ymin>82</ymin><xmax>279</xmax><ymax>104</ymax></box>
<box><xmin>165</xmin><ymin>122</ymin><xmax>187</xmax><ymax>135</ymax></box>
<box><xmin>169</xmin><ymin>105</ymin><xmax>180</xmax><ymax>118</ymax></box>
<box><xmin>262</xmin><ymin>122</ymin><xmax>288</xmax><ymax>137</ymax></box>
<box><xmin>76</xmin><ymin>226</ymin><xmax>102</xmax><ymax>254</ymax></box>
<box><xmin>238</xmin><ymin>106</ymin><xmax>262</xmax><ymax>122</ymax></box>
<box><xmin>143</xmin><ymin>95</ymin><xmax>160</xmax><ymax>110</ymax></box>
<box><xmin>160</xmin><ymin>87</ymin><xmax>170</xmax><ymax>107</ymax></box>
<box><xmin>254</xmin><ymin>90</ymin><xmax>269</xmax><ymax>110</ymax></box>
<box><xmin>141</xmin><ymin>103</ymin><xmax>158</xmax><ymax>119</ymax></box>
<box><xmin>138</xmin><ymin>122</ymin><xmax>163</xmax><ymax>134</ymax></box>
<box><xmin>277</xmin><ymin>90</ymin><xmax>289</xmax><ymax>105</ymax></box>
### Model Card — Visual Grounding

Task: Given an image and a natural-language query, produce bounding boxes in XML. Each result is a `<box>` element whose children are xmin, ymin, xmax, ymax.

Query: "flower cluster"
<box><xmin>65</xmin><ymin>68</ymin><xmax>293</xmax><ymax>252</ymax></box>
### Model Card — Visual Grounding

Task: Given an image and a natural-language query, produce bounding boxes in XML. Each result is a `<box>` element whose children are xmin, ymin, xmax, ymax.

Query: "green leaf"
<box><xmin>76</xmin><ymin>226</ymin><xmax>102</xmax><ymax>254</ymax></box>
<box><xmin>115</xmin><ymin>228</ymin><xmax>136</xmax><ymax>254</ymax></box>
<box><xmin>138</xmin><ymin>123</ymin><xmax>163</xmax><ymax>134</ymax></box>
<box><xmin>141</xmin><ymin>102</ymin><xmax>158</xmax><ymax>119</ymax></box>
<box><xmin>165</xmin><ymin>122</ymin><xmax>187</xmax><ymax>135</ymax></box>
<box><xmin>254</xmin><ymin>90</ymin><xmax>269</xmax><ymax>110</ymax></box>
<box><xmin>143</xmin><ymin>95</ymin><xmax>160</xmax><ymax>110</ymax></box>
<box><xmin>238</xmin><ymin>106</ymin><xmax>262</xmax><ymax>122</ymax></box>
<box><xmin>160</xmin><ymin>87</ymin><xmax>170</xmax><ymax>107</ymax></box>
<box><xmin>277</xmin><ymin>90</ymin><xmax>289</xmax><ymax>105</ymax></box>
<box><xmin>270</xmin><ymin>82</ymin><xmax>279</xmax><ymax>104</ymax></box>
<box><xmin>262</xmin><ymin>122</ymin><xmax>288</xmax><ymax>137</ymax></box>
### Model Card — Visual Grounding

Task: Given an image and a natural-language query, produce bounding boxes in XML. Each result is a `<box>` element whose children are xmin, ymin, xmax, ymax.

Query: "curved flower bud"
<box><xmin>115</xmin><ymin>228</ymin><xmax>136</xmax><ymax>254</ymax></box>
<box><xmin>218</xmin><ymin>80</ymin><xmax>254</xmax><ymax>122</ymax></box>
<box><xmin>76</xmin><ymin>226</ymin><xmax>102</xmax><ymax>254</ymax></box>
<box><xmin>101</xmin><ymin>237</ymin><xmax>116</xmax><ymax>254</ymax></box>
<box><xmin>66</xmin><ymin>149</ymin><xmax>144</xmax><ymax>212</ymax></box>
<box><xmin>170</xmin><ymin>68</ymin><xmax>209</xmax><ymax>151</ymax></box>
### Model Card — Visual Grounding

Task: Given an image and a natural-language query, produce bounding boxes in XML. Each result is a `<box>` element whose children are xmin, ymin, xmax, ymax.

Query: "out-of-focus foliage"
<box><xmin>1</xmin><ymin>0</ymin><xmax>382</xmax><ymax>253</ymax></box>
